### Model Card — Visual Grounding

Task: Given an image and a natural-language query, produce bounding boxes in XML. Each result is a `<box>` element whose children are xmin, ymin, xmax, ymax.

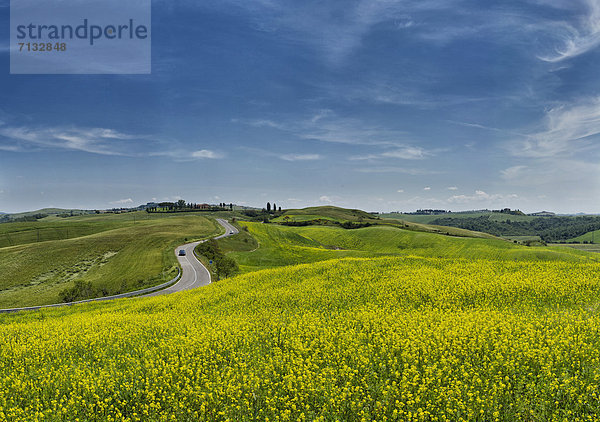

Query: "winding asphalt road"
<box><xmin>143</xmin><ymin>218</ymin><xmax>239</xmax><ymax>297</ymax></box>
<box><xmin>0</xmin><ymin>219</ymin><xmax>239</xmax><ymax>313</ymax></box>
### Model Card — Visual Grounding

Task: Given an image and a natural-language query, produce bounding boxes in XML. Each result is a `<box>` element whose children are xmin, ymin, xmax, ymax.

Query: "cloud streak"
<box><xmin>279</xmin><ymin>153</ymin><xmax>321</xmax><ymax>161</ymax></box>
<box><xmin>0</xmin><ymin>123</ymin><xmax>224</xmax><ymax>161</ymax></box>
<box><xmin>151</xmin><ymin>149</ymin><xmax>224</xmax><ymax>161</ymax></box>
<box><xmin>238</xmin><ymin>111</ymin><xmax>435</xmax><ymax>164</ymax></box>
<box><xmin>355</xmin><ymin>166</ymin><xmax>440</xmax><ymax>176</ymax></box>
<box><xmin>0</xmin><ymin>126</ymin><xmax>139</xmax><ymax>156</ymax></box>
<box><xmin>511</xmin><ymin>97</ymin><xmax>600</xmax><ymax>158</ymax></box>
<box><xmin>447</xmin><ymin>190</ymin><xmax>518</xmax><ymax>204</ymax></box>
<box><xmin>110</xmin><ymin>198</ymin><xmax>134</xmax><ymax>205</ymax></box>
<box><xmin>538</xmin><ymin>0</ymin><xmax>600</xmax><ymax>62</ymax></box>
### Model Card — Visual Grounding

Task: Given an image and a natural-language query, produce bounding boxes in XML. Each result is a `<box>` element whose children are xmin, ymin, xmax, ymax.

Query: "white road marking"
<box><xmin>184</xmin><ymin>253</ymin><xmax>197</xmax><ymax>284</ymax></box>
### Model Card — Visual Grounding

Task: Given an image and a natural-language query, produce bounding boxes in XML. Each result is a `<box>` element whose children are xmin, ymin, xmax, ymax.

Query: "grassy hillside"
<box><xmin>553</xmin><ymin>243</ymin><xmax>600</xmax><ymax>253</ymax></box>
<box><xmin>0</xmin><ymin>214</ymin><xmax>220</xmax><ymax>307</ymax></box>
<box><xmin>569</xmin><ymin>229</ymin><xmax>600</xmax><ymax>244</ymax></box>
<box><xmin>382</xmin><ymin>211</ymin><xmax>536</xmax><ymax>224</ymax></box>
<box><xmin>2</xmin><ymin>256</ymin><xmax>600</xmax><ymax>420</ymax></box>
<box><xmin>0</xmin><ymin>208</ymin><xmax>95</xmax><ymax>222</ymax></box>
<box><xmin>277</xmin><ymin>205</ymin><xmax>379</xmax><ymax>222</ymax></box>
<box><xmin>0</xmin><ymin>220</ymin><xmax>127</xmax><ymax>248</ymax></box>
<box><xmin>226</xmin><ymin>222</ymin><xmax>597</xmax><ymax>273</ymax></box>
<box><xmin>274</xmin><ymin>206</ymin><xmax>500</xmax><ymax>240</ymax></box>
<box><xmin>386</xmin><ymin>212</ymin><xmax>600</xmax><ymax>242</ymax></box>
<box><xmin>0</xmin><ymin>210</ymin><xmax>229</xmax><ymax>249</ymax></box>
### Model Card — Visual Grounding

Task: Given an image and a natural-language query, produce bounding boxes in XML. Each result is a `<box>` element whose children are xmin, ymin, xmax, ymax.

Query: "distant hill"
<box><xmin>280</xmin><ymin>206</ymin><xmax>379</xmax><ymax>222</ymax></box>
<box><xmin>0</xmin><ymin>208</ymin><xmax>94</xmax><ymax>223</ymax></box>
<box><xmin>382</xmin><ymin>211</ymin><xmax>600</xmax><ymax>243</ymax></box>
<box><xmin>276</xmin><ymin>206</ymin><xmax>499</xmax><ymax>240</ymax></box>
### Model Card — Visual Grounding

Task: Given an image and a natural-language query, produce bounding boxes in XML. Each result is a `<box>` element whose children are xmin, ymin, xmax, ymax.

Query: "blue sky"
<box><xmin>1</xmin><ymin>0</ymin><xmax>600</xmax><ymax>213</ymax></box>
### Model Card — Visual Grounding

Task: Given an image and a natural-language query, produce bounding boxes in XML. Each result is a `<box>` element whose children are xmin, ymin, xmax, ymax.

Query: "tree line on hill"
<box><xmin>146</xmin><ymin>199</ymin><xmax>233</xmax><ymax>213</ymax></box>
<box><xmin>241</xmin><ymin>202</ymin><xmax>284</xmax><ymax>223</ymax></box>
<box><xmin>429</xmin><ymin>215</ymin><xmax>600</xmax><ymax>242</ymax></box>
<box><xmin>195</xmin><ymin>239</ymin><xmax>238</xmax><ymax>280</ymax></box>
<box><xmin>0</xmin><ymin>213</ymin><xmax>48</xmax><ymax>223</ymax></box>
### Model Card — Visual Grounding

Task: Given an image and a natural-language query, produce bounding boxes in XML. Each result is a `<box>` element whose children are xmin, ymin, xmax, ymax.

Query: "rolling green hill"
<box><xmin>0</xmin><ymin>208</ymin><xmax>95</xmax><ymax>222</ymax></box>
<box><xmin>0</xmin><ymin>220</ymin><xmax>127</xmax><ymax>248</ymax></box>
<box><xmin>274</xmin><ymin>206</ymin><xmax>499</xmax><ymax>240</ymax></box>
<box><xmin>0</xmin><ymin>214</ymin><xmax>220</xmax><ymax>307</ymax></box>
<box><xmin>276</xmin><ymin>205</ymin><xmax>379</xmax><ymax>222</ymax></box>
<box><xmin>385</xmin><ymin>212</ymin><xmax>600</xmax><ymax>242</ymax></box>
<box><xmin>381</xmin><ymin>211</ymin><xmax>536</xmax><ymax>224</ymax></box>
<box><xmin>569</xmin><ymin>229</ymin><xmax>600</xmax><ymax>244</ymax></box>
<box><xmin>225</xmin><ymin>222</ymin><xmax>597</xmax><ymax>274</ymax></box>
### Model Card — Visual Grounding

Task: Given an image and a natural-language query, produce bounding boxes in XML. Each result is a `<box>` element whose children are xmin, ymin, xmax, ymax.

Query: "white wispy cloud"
<box><xmin>110</xmin><ymin>198</ymin><xmax>134</xmax><ymax>205</ymax></box>
<box><xmin>446</xmin><ymin>120</ymin><xmax>526</xmax><ymax>137</ymax></box>
<box><xmin>195</xmin><ymin>0</ymin><xmax>598</xmax><ymax>69</ymax></box>
<box><xmin>511</xmin><ymin>97</ymin><xmax>600</xmax><ymax>158</ymax></box>
<box><xmin>381</xmin><ymin>147</ymin><xmax>430</xmax><ymax>160</ymax></box>
<box><xmin>538</xmin><ymin>0</ymin><xmax>600</xmax><ymax>62</ymax></box>
<box><xmin>279</xmin><ymin>153</ymin><xmax>321</xmax><ymax>161</ymax></box>
<box><xmin>501</xmin><ymin>165</ymin><xmax>529</xmax><ymax>180</ymax></box>
<box><xmin>237</xmin><ymin>146</ymin><xmax>323</xmax><ymax>162</ymax></box>
<box><xmin>0</xmin><ymin>126</ymin><xmax>138</xmax><ymax>156</ymax></box>
<box><xmin>501</xmin><ymin>159</ymin><xmax>600</xmax><ymax>186</ymax></box>
<box><xmin>447</xmin><ymin>186</ymin><xmax>458</xmax><ymax>190</ymax></box>
<box><xmin>0</xmin><ymin>145</ymin><xmax>21</xmax><ymax>152</ymax></box>
<box><xmin>423</xmin><ymin>186</ymin><xmax>431</xmax><ymax>191</ymax></box>
<box><xmin>191</xmin><ymin>149</ymin><xmax>223</xmax><ymax>159</ymax></box>
<box><xmin>350</xmin><ymin>145</ymin><xmax>431</xmax><ymax>161</ymax></box>
<box><xmin>151</xmin><ymin>149</ymin><xmax>224</xmax><ymax>161</ymax></box>
<box><xmin>256</xmin><ymin>0</ymin><xmax>420</xmax><ymax>65</ymax></box>
<box><xmin>447</xmin><ymin>190</ymin><xmax>518</xmax><ymax>204</ymax></box>
<box><xmin>0</xmin><ymin>123</ymin><xmax>225</xmax><ymax>161</ymax></box>
<box><xmin>356</xmin><ymin>166</ymin><xmax>440</xmax><ymax>176</ymax></box>
<box><xmin>238</xmin><ymin>111</ymin><xmax>435</xmax><ymax>163</ymax></box>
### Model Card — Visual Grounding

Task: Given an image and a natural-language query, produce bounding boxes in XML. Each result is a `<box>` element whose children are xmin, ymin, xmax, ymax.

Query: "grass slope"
<box><xmin>274</xmin><ymin>206</ymin><xmax>499</xmax><ymax>240</ymax></box>
<box><xmin>0</xmin><ymin>214</ymin><xmax>219</xmax><ymax>307</ymax></box>
<box><xmin>382</xmin><ymin>211</ymin><xmax>536</xmax><ymax>224</ymax></box>
<box><xmin>0</xmin><ymin>220</ymin><xmax>127</xmax><ymax>248</ymax></box>
<box><xmin>226</xmin><ymin>222</ymin><xmax>597</xmax><ymax>273</ymax></box>
<box><xmin>278</xmin><ymin>205</ymin><xmax>379</xmax><ymax>222</ymax></box>
<box><xmin>2</xmin><ymin>256</ymin><xmax>600</xmax><ymax>420</ymax></box>
<box><xmin>569</xmin><ymin>229</ymin><xmax>600</xmax><ymax>244</ymax></box>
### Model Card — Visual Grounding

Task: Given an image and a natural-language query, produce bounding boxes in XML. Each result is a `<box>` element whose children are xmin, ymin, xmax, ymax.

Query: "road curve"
<box><xmin>0</xmin><ymin>219</ymin><xmax>240</xmax><ymax>312</ymax></box>
<box><xmin>143</xmin><ymin>218</ymin><xmax>239</xmax><ymax>297</ymax></box>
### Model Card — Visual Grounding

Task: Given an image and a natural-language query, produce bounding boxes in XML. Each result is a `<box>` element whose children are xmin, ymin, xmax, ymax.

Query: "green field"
<box><xmin>0</xmin><ymin>213</ymin><xmax>220</xmax><ymax>308</ymax></box>
<box><xmin>553</xmin><ymin>243</ymin><xmax>600</xmax><ymax>253</ymax></box>
<box><xmin>274</xmin><ymin>206</ymin><xmax>500</xmax><ymax>240</ymax></box>
<box><xmin>2</xmin><ymin>255</ymin><xmax>600</xmax><ymax>420</ymax></box>
<box><xmin>3</xmin><ymin>205</ymin><xmax>600</xmax><ymax>420</ymax></box>
<box><xmin>0</xmin><ymin>219</ymin><xmax>126</xmax><ymax>248</ymax></box>
<box><xmin>271</xmin><ymin>214</ymin><xmax>339</xmax><ymax>223</ymax></box>
<box><xmin>381</xmin><ymin>211</ymin><xmax>536</xmax><ymax>224</ymax></box>
<box><xmin>280</xmin><ymin>206</ymin><xmax>379</xmax><ymax>222</ymax></box>
<box><xmin>225</xmin><ymin>222</ymin><xmax>597</xmax><ymax>274</ymax></box>
<box><xmin>569</xmin><ymin>229</ymin><xmax>600</xmax><ymax>244</ymax></box>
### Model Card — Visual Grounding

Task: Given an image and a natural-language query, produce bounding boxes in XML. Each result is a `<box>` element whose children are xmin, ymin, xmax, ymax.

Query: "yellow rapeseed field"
<box><xmin>1</xmin><ymin>256</ymin><xmax>600</xmax><ymax>421</ymax></box>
